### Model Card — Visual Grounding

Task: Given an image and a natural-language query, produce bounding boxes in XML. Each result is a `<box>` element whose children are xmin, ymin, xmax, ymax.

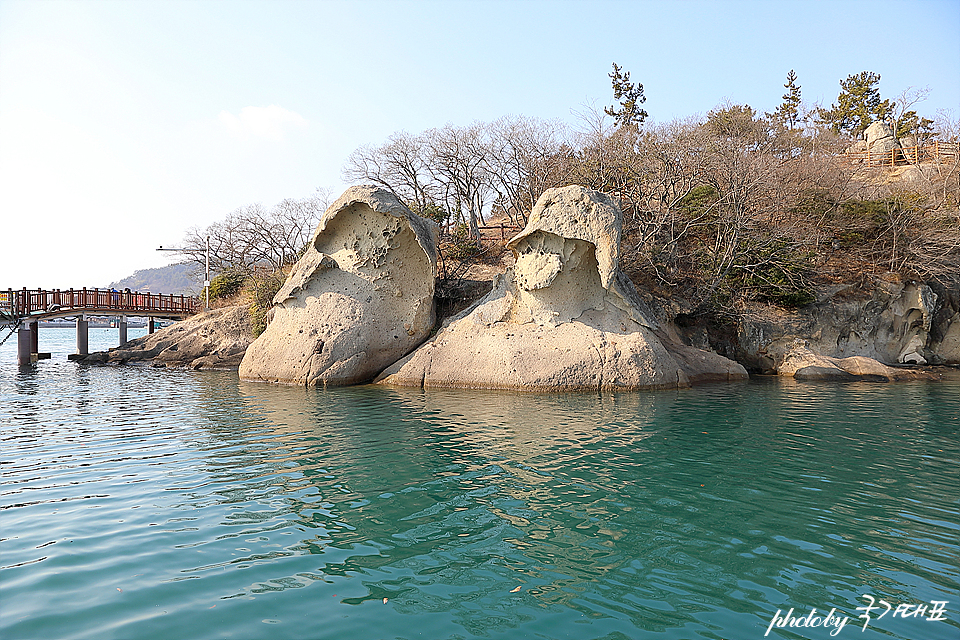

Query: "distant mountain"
<box><xmin>108</xmin><ymin>263</ymin><xmax>200</xmax><ymax>295</ymax></box>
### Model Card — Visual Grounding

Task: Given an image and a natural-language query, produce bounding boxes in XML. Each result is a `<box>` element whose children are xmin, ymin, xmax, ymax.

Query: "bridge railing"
<box><xmin>5</xmin><ymin>288</ymin><xmax>202</xmax><ymax>318</ymax></box>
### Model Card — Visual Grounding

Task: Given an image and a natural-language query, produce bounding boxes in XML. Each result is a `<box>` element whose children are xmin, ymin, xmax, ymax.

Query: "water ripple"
<box><xmin>2</xmin><ymin>345</ymin><xmax>958</xmax><ymax>639</ymax></box>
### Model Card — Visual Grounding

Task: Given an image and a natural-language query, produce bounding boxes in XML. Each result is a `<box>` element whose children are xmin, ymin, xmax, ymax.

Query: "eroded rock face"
<box><xmin>766</xmin><ymin>339</ymin><xmax>938</xmax><ymax>382</ymax></box>
<box><xmin>239</xmin><ymin>186</ymin><xmax>438</xmax><ymax>386</ymax></box>
<box><xmin>845</xmin><ymin>139</ymin><xmax>868</xmax><ymax>155</ymax></box>
<box><xmin>931</xmin><ymin>312</ymin><xmax>960</xmax><ymax>363</ymax></box>
<box><xmin>376</xmin><ymin>185</ymin><xmax>747</xmax><ymax>391</ymax></box>
<box><xmin>699</xmin><ymin>279</ymin><xmax>959</xmax><ymax>371</ymax></box>
<box><xmin>928</xmin><ymin>280</ymin><xmax>960</xmax><ymax>365</ymax></box>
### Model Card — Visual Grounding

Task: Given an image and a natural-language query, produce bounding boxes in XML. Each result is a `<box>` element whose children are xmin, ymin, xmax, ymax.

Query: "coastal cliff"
<box><xmin>81</xmin><ymin>179</ymin><xmax>956</xmax><ymax>384</ymax></box>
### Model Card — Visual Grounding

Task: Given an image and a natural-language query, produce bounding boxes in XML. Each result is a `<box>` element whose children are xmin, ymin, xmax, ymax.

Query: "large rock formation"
<box><xmin>928</xmin><ymin>280</ymin><xmax>960</xmax><ymax>364</ymax></box>
<box><xmin>864</xmin><ymin>120</ymin><xmax>900</xmax><ymax>158</ymax></box>
<box><xmin>376</xmin><ymin>186</ymin><xmax>747</xmax><ymax>391</ymax></box>
<box><xmin>83</xmin><ymin>305</ymin><xmax>253</xmax><ymax>369</ymax></box>
<box><xmin>239</xmin><ymin>186</ymin><xmax>438</xmax><ymax>386</ymax></box>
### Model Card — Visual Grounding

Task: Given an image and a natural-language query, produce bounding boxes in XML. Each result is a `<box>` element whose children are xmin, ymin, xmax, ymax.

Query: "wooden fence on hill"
<box><xmin>842</xmin><ymin>140</ymin><xmax>959</xmax><ymax>167</ymax></box>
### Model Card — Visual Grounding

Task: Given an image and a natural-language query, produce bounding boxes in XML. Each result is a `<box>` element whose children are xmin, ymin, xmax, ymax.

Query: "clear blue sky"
<box><xmin>2</xmin><ymin>0</ymin><xmax>958</xmax><ymax>287</ymax></box>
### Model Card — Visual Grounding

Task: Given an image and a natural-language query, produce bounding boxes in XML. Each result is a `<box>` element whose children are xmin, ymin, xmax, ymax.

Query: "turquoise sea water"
<box><xmin>1</xmin><ymin>328</ymin><xmax>958</xmax><ymax>639</ymax></box>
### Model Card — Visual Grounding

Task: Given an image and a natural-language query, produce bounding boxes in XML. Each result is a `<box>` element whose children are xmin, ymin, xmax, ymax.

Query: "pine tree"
<box><xmin>767</xmin><ymin>70</ymin><xmax>802</xmax><ymax>129</ymax></box>
<box><xmin>895</xmin><ymin>110</ymin><xmax>935</xmax><ymax>140</ymax></box>
<box><xmin>605</xmin><ymin>63</ymin><xmax>648</xmax><ymax>128</ymax></box>
<box><xmin>817</xmin><ymin>71</ymin><xmax>893</xmax><ymax>137</ymax></box>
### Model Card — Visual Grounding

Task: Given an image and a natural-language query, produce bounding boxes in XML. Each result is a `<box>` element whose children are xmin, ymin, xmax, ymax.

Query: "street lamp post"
<box><xmin>204</xmin><ymin>235</ymin><xmax>210</xmax><ymax>310</ymax></box>
<box><xmin>157</xmin><ymin>235</ymin><xmax>211</xmax><ymax>311</ymax></box>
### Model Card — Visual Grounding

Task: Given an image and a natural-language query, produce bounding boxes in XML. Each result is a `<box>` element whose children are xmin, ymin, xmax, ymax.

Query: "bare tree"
<box><xmin>623</xmin><ymin>118</ymin><xmax>712</xmax><ymax>283</ymax></box>
<box><xmin>181</xmin><ymin>193</ymin><xmax>329</xmax><ymax>275</ymax></box>
<box><xmin>927</xmin><ymin>109</ymin><xmax>960</xmax><ymax>210</ymax></box>
<box><xmin>891</xmin><ymin>85</ymin><xmax>934</xmax><ymax>142</ymax></box>
<box><xmin>424</xmin><ymin>123</ymin><xmax>492</xmax><ymax>238</ymax></box>
<box><xmin>342</xmin><ymin>132</ymin><xmax>438</xmax><ymax>213</ymax></box>
<box><xmin>483</xmin><ymin>115</ymin><xmax>568</xmax><ymax>226</ymax></box>
<box><xmin>568</xmin><ymin>102</ymin><xmax>620</xmax><ymax>192</ymax></box>
<box><xmin>337</xmin><ymin>100</ymin><xmax>958</xmax><ymax>312</ymax></box>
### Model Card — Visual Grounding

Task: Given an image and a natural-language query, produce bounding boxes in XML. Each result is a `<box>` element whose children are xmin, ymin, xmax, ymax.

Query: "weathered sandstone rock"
<box><xmin>844</xmin><ymin>139</ymin><xmax>868</xmax><ymax>156</ymax></box>
<box><xmin>84</xmin><ymin>305</ymin><xmax>253</xmax><ymax>369</ymax></box>
<box><xmin>680</xmin><ymin>277</ymin><xmax>960</xmax><ymax>372</ymax></box>
<box><xmin>239</xmin><ymin>186</ymin><xmax>438</xmax><ymax>386</ymax></box>
<box><xmin>376</xmin><ymin>185</ymin><xmax>747</xmax><ymax>391</ymax></box>
<box><xmin>931</xmin><ymin>312</ymin><xmax>960</xmax><ymax>363</ymax></box>
<box><xmin>766</xmin><ymin>339</ymin><xmax>938</xmax><ymax>382</ymax></box>
<box><xmin>899</xmin><ymin>134</ymin><xmax>918</xmax><ymax>150</ymax></box>
<box><xmin>928</xmin><ymin>280</ymin><xmax>960</xmax><ymax>365</ymax></box>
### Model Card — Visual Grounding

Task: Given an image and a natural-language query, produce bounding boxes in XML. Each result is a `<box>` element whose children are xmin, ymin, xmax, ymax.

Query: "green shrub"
<box><xmin>836</xmin><ymin>231</ymin><xmax>864</xmax><ymax>247</ymax></box>
<box><xmin>209</xmin><ymin>269</ymin><xmax>246</xmax><ymax>299</ymax></box>
<box><xmin>246</xmin><ymin>270</ymin><xmax>285</xmax><ymax>338</ymax></box>
<box><xmin>414</xmin><ymin>203</ymin><xmax>449</xmax><ymax>226</ymax></box>
<box><xmin>840</xmin><ymin>199</ymin><xmax>886</xmax><ymax>226</ymax></box>
<box><xmin>446</xmin><ymin>223</ymin><xmax>483</xmax><ymax>259</ymax></box>
<box><xmin>676</xmin><ymin>184</ymin><xmax>719</xmax><ymax>217</ymax></box>
<box><xmin>791</xmin><ymin>188</ymin><xmax>838</xmax><ymax>218</ymax></box>
<box><xmin>726</xmin><ymin>240</ymin><xmax>816</xmax><ymax>308</ymax></box>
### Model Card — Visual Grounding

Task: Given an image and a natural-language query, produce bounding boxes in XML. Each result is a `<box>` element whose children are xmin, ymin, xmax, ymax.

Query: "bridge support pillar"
<box><xmin>17</xmin><ymin>323</ymin><xmax>35</xmax><ymax>365</ymax></box>
<box><xmin>29</xmin><ymin>320</ymin><xmax>38</xmax><ymax>355</ymax></box>
<box><xmin>76</xmin><ymin>315</ymin><xmax>88</xmax><ymax>356</ymax></box>
<box><xmin>148</xmin><ymin>317</ymin><xmax>155</xmax><ymax>334</ymax></box>
<box><xmin>118</xmin><ymin>316</ymin><xmax>128</xmax><ymax>346</ymax></box>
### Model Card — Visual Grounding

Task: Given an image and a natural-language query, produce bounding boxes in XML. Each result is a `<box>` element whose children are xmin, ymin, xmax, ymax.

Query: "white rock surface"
<box><xmin>864</xmin><ymin>120</ymin><xmax>900</xmax><ymax>157</ymax></box>
<box><xmin>766</xmin><ymin>339</ymin><xmax>937</xmax><ymax>382</ymax></box>
<box><xmin>239</xmin><ymin>186</ymin><xmax>438</xmax><ymax>386</ymax></box>
<box><xmin>376</xmin><ymin>186</ymin><xmax>747</xmax><ymax>391</ymax></box>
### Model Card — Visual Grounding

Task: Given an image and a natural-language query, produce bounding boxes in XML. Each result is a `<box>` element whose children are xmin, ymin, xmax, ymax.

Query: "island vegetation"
<box><xmin>175</xmin><ymin>68</ymin><xmax>959</xmax><ymax>343</ymax></box>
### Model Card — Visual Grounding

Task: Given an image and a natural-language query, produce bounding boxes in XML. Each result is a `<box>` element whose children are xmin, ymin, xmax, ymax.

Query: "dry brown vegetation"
<box><xmin>351</xmin><ymin>107</ymin><xmax>959</xmax><ymax>321</ymax></box>
<box><xmin>190</xmin><ymin>104</ymin><xmax>960</xmax><ymax>329</ymax></box>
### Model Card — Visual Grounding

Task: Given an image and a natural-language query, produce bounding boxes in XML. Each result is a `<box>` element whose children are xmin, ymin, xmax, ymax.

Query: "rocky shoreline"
<box><xmin>83</xmin><ymin>185</ymin><xmax>958</xmax><ymax>386</ymax></box>
<box><xmin>83</xmin><ymin>305</ymin><xmax>252</xmax><ymax>370</ymax></box>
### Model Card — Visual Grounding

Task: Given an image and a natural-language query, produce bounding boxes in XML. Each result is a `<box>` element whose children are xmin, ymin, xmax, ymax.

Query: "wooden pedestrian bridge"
<box><xmin>1</xmin><ymin>288</ymin><xmax>201</xmax><ymax>365</ymax></box>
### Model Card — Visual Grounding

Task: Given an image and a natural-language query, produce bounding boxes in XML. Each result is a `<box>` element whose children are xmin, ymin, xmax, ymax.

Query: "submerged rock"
<box><xmin>376</xmin><ymin>185</ymin><xmax>747</xmax><ymax>391</ymax></box>
<box><xmin>239</xmin><ymin>186</ymin><xmax>438</xmax><ymax>386</ymax></box>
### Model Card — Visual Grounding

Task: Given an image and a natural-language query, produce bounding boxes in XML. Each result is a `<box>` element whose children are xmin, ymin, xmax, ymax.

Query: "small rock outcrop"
<box><xmin>845</xmin><ymin>139</ymin><xmax>868</xmax><ymax>155</ymax></box>
<box><xmin>899</xmin><ymin>134</ymin><xmax>918</xmax><ymax>150</ymax></box>
<box><xmin>766</xmin><ymin>339</ymin><xmax>938</xmax><ymax>382</ymax></box>
<box><xmin>864</xmin><ymin>120</ymin><xmax>900</xmax><ymax>157</ymax></box>
<box><xmin>84</xmin><ymin>305</ymin><xmax>253</xmax><ymax>369</ymax></box>
<box><xmin>376</xmin><ymin>186</ymin><xmax>747</xmax><ymax>391</ymax></box>
<box><xmin>239</xmin><ymin>186</ymin><xmax>438</xmax><ymax>386</ymax></box>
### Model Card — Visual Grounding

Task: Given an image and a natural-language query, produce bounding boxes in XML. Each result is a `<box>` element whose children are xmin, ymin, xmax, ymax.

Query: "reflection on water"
<box><xmin>1</xmin><ymin>353</ymin><xmax>958</xmax><ymax>639</ymax></box>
